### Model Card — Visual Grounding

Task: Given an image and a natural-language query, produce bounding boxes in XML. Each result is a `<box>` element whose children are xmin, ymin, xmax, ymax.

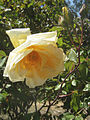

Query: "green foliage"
<box><xmin>61</xmin><ymin>113</ymin><xmax>84</xmax><ymax>120</ymax></box>
<box><xmin>0</xmin><ymin>50</ymin><xmax>7</xmax><ymax>68</ymax></box>
<box><xmin>0</xmin><ymin>0</ymin><xmax>90</xmax><ymax>120</ymax></box>
<box><xmin>70</xmin><ymin>92</ymin><xmax>79</xmax><ymax>112</ymax></box>
<box><xmin>68</xmin><ymin>49</ymin><xmax>77</xmax><ymax>63</ymax></box>
<box><xmin>0</xmin><ymin>56</ymin><xmax>7</xmax><ymax>68</ymax></box>
<box><xmin>0</xmin><ymin>50</ymin><xmax>6</xmax><ymax>59</ymax></box>
<box><xmin>0</xmin><ymin>0</ymin><xmax>66</xmax><ymax>33</ymax></box>
<box><xmin>83</xmin><ymin>84</ymin><xmax>90</xmax><ymax>92</ymax></box>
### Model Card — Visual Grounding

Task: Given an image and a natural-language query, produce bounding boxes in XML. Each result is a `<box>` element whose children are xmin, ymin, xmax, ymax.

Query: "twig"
<box><xmin>46</xmin><ymin>62</ymin><xmax>80</xmax><ymax>114</ymax></box>
<box><xmin>26</xmin><ymin>101</ymin><xmax>33</xmax><ymax>114</ymax></box>
<box><xmin>34</xmin><ymin>87</ymin><xmax>38</xmax><ymax>112</ymax></box>
<box><xmin>39</xmin><ymin>102</ymin><xmax>46</xmax><ymax>112</ymax></box>
<box><xmin>68</xmin><ymin>30</ymin><xmax>78</xmax><ymax>50</ymax></box>
<box><xmin>35</xmin><ymin>99</ymin><xmax>37</xmax><ymax>112</ymax></box>
<box><xmin>0</xmin><ymin>82</ymin><xmax>7</xmax><ymax>93</ymax></box>
<box><xmin>77</xmin><ymin>108</ymin><xmax>85</xmax><ymax>114</ymax></box>
<box><xmin>80</xmin><ymin>19</ymin><xmax>83</xmax><ymax>45</ymax></box>
<box><xmin>58</xmin><ymin>91</ymin><xmax>74</xmax><ymax>98</ymax></box>
<box><xmin>73</xmin><ymin>28</ymin><xmax>79</xmax><ymax>43</ymax></box>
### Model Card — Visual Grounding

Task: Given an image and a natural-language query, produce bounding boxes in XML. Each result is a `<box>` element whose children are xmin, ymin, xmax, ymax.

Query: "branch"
<box><xmin>45</xmin><ymin>19</ymin><xmax>84</xmax><ymax>114</ymax></box>
<box><xmin>73</xmin><ymin>28</ymin><xmax>79</xmax><ymax>43</ymax></box>
<box><xmin>39</xmin><ymin>101</ymin><xmax>46</xmax><ymax>112</ymax></box>
<box><xmin>68</xmin><ymin>30</ymin><xmax>78</xmax><ymax>50</ymax></box>
<box><xmin>80</xmin><ymin>19</ymin><xmax>83</xmax><ymax>45</ymax></box>
<box><xmin>34</xmin><ymin>87</ymin><xmax>39</xmax><ymax>112</ymax></box>
<box><xmin>46</xmin><ymin>60</ymin><xmax>80</xmax><ymax>114</ymax></box>
<box><xmin>58</xmin><ymin>91</ymin><xmax>74</xmax><ymax>98</ymax></box>
<box><xmin>0</xmin><ymin>82</ymin><xmax>7</xmax><ymax>93</ymax></box>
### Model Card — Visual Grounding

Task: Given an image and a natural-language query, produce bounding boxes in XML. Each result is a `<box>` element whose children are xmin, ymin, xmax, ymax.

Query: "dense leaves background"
<box><xmin>0</xmin><ymin>0</ymin><xmax>90</xmax><ymax>120</ymax></box>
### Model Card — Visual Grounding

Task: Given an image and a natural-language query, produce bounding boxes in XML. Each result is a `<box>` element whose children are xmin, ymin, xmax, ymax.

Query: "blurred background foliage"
<box><xmin>0</xmin><ymin>0</ymin><xmax>90</xmax><ymax>120</ymax></box>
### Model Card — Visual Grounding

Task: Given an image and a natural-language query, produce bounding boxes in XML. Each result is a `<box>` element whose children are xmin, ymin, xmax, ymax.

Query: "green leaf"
<box><xmin>55</xmin><ymin>83</ymin><xmax>65</xmax><ymax>91</ymax></box>
<box><xmin>65</xmin><ymin>61</ymin><xmax>75</xmax><ymax>71</ymax></box>
<box><xmin>58</xmin><ymin>37</ymin><xmax>63</xmax><ymax>46</ymax></box>
<box><xmin>55</xmin><ymin>84</ymin><xmax>61</xmax><ymax>90</ymax></box>
<box><xmin>6</xmin><ymin>84</ymin><xmax>11</xmax><ymax>88</ymax></box>
<box><xmin>72</xmin><ymin>80</ymin><xmax>76</xmax><ymax>86</ymax></box>
<box><xmin>62</xmin><ymin>90</ymin><xmax>67</xmax><ymax>94</ymax></box>
<box><xmin>83</xmin><ymin>84</ymin><xmax>90</xmax><ymax>91</ymax></box>
<box><xmin>75</xmin><ymin>115</ymin><xmax>83</xmax><ymax>120</ymax></box>
<box><xmin>28</xmin><ymin>3</ymin><xmax>33</xmax><ymax>8</ymax></box>
<box><xmin>45</xmin><ymin>86</ymin><xmax>53</xmax><ymax>90</ymax></box>
<box><xmin>61</xmin><ymin>118</ymin><xmax>66</xmax><ymax>120</ymax></box>
<box><xmin>70</xmin><ymin>93</ymin><xmax>79</xmax><ymax>112</ymax></box>
<box><xmin>52</xmin><ymin>78</ymin><xmax>58</xmax><ymax>81</ymax></box>
<box><xmin>0</xmin><ymin>92</ymin><xmax>9</xmax><ymax>101</ymax></box>
<box><xmin>19</xmin><ymin>113</ymin><xmax>32</xmax><ymax>120</ymax></box>
<box><xmin>68</xmin><ymin>49</ymin><xmax>77</xmax><ymax>63</ymax></box>
<box><xmin>33</xmin><ymin>112</ymin><xmax>40</xmax><ymax>120</ymax></box>
<box><xmin>62</xmin><ymin>113</ymin><xmax>75</xmax><ymax>120</ymax></box>
<box><xmin>0</xmin><ymin>56</ymin><xmax>7</xmax><ymax>67</ymax></box>
<box><xmin>0</xmin><ymin>94</ymin><xmax>3</xmax><ymax>101</ymax></box>
<box><xmin>65</xmin><ymin>114</ymin><xmax>74</xmax><ymax>120</ymax></box>
<box><xmin>79</xmin><ymin>62</ymin><xmax>88</xmax><ymax>80</ymax></box>
<box><xmin>0</xmin><ymin>50</ymin><xmax>6</xmax><ymax>59</ymax></box>
<box><xmin>74</xmin><ymin>23</ymin><xmax>76</xmax><ymax>28</ymax></box>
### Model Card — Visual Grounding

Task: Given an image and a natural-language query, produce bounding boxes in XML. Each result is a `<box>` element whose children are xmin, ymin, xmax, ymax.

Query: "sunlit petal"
<box><xmin>27</xmin><ymin>31</ymin><xmax>57</xmax><ymax>46</ymax></box>
<box><xmin>6</xmin><ymin>28</ymin><xmax>31</xmax><ymax>48</ymax></box>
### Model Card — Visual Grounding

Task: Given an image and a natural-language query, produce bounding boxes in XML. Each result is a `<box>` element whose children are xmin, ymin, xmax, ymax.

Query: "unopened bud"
<box><xmin>62</xmin><ymin>6</ymin><xmax>68</xmax><ymax>16</ymax></box>
<box><xmin>79</xmin><ymin>4</ymin><xmax>86</xmax><ymax>15</ymax></box>
<box><xmin>58</xmin><ymin>16</ymin><xmax>64</xmax><ymax>25</ymax></box>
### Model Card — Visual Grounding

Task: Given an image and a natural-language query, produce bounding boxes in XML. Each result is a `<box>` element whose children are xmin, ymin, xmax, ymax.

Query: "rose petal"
<box><xmin>6</xmin><ymin>28</ymin><xmax>31</xmax><ymax>48</ymax></box>
<box><xmin>27</xmin><ymin>31</ymin><xmax>57</xmax><ymax>46</ymax></box>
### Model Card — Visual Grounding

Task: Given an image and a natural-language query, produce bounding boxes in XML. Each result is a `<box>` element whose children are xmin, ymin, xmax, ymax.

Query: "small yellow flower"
<box><xmin>4</xmin><ymin>31</ymin><xmax>65</xmax><ymax>88</ymax></box>
<box><xmin>6</xmin><ymin>28</ymin><xmax>31</xmax><ymax>48</ymax></box>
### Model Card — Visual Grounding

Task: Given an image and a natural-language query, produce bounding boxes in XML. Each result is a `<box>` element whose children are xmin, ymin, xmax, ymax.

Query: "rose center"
<box><xmin>19</xmin><ymin>50</ymin><xmax>41</xmax><ymax>70</ymax></box>
<box><xmin>28</xmin><ymin>51</ymin><xmax>40</xmax><ymax>65</ymax></box>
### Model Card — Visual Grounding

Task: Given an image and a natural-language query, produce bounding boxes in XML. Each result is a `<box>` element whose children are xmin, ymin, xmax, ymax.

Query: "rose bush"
<box><xmin>4</xmin><ymin>31</ymin><xmax>65</xmax><ymax>88</ymax></box>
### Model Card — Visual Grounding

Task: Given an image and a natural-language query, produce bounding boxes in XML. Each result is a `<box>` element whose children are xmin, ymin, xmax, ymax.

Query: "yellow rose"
<box><xmin>4</xmin><ymin>31</ymin><xmax>65</xmax><ymax>88</ymax></box>
<box><xmin>6</xmin><ymin>28</ymin><xmax>31</xmax><ymax>48</ymax></box>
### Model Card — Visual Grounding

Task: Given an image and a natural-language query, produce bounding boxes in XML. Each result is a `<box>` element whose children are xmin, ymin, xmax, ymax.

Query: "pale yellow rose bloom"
<box><xmin>6</xmin><ymin>28</ymin><xmax>31</xmax><ymax>48</ymax></box>
<box><xmin>4</xmin><ymin>31</ymin><xmax>65</xmax><ymax>88</ymax></box>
